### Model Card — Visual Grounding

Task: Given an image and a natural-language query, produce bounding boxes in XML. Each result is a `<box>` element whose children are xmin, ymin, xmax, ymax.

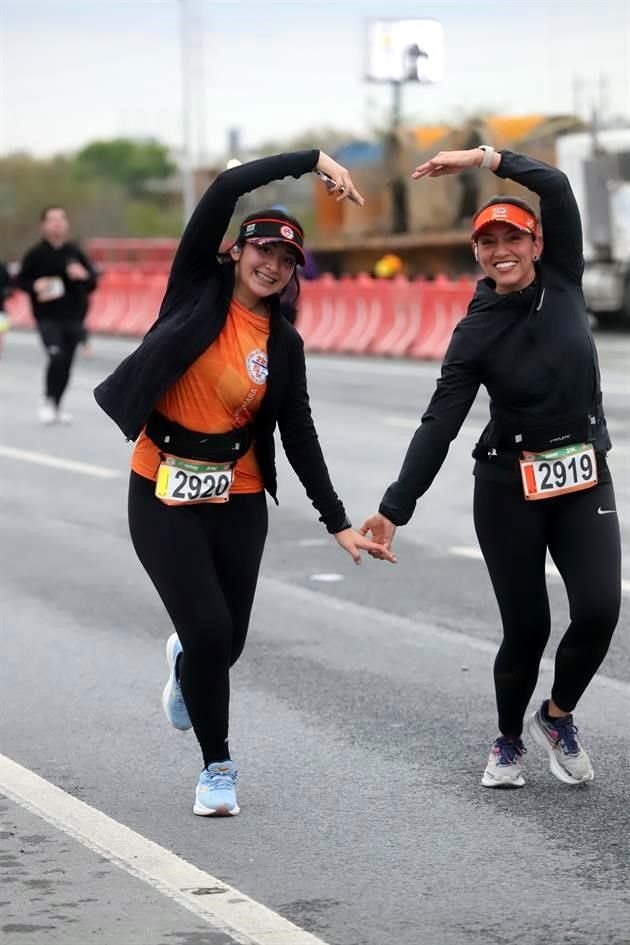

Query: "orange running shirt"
<box><xmin>131</xmin><ymin>298</ymin><xmax>270</xmax><ymax>492</ymax></box>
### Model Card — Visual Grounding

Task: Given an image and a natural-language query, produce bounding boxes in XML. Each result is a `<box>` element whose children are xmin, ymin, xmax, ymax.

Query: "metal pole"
<box><xmin>389</xmin><ymin>80</ymin><xmax>407</xmax><ymax>233</ymax></box>
<box><xmin>392</xmin><ymin>79</ymin><xmax>402</xmax><ymax>128</ymax></box>
<box><xmin>179</xmin><ymin>0</ymin><xmax>196</xmax><ymax>224</ymax></box>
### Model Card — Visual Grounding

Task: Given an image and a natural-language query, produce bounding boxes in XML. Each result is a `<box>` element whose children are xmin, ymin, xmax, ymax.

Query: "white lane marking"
<box><xmin>449</xmin><ymin>545</ymin><xmax>630</xmax><ymax>596</ymax></box>
<box><xmin>0</xmin><ymin>445</ymin><xmax>122</xmax><ymax>479</ymax></box>
<box><xmin>260</xmin><ymin>576</ymin><xmax>630</xmax><ymax>698</ymax></box>
<box><xmin>309</xmin><ymin>573</ymin><xmax>345</xmax><ymax>583</ymax></box>
<box><xmin>295</xmin><ymin>538</ymin><xmax>330</xmax><ymax>548</ymax></box>
<box><xmin>0</xmin><ymin>753</ymin><xmax>330</xmax><ymax>945</ymax></box>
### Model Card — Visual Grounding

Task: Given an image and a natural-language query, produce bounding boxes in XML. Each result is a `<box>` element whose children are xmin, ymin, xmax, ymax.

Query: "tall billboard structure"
<box><xmin>365</xmin><ymin>19</ymin><xmax>444</xmax><ymax>85</ymax></box>
<box><xmin>364</xmin><ymin>19</ymin><xmax>444</xmax><ymax>234</ymax></box>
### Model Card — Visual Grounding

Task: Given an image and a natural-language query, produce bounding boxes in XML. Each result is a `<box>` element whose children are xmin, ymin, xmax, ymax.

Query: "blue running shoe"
<box><xmin>193</xmin><ymin>761</ymin><xmax>239</xmax><ymax>817</ymax></box>
<box><xmin>481</xmin><ymin>736</ymin><xmax>526</xmax><ymax>788</ymax></box>
<box><xmin>527</xmin><ymin>705</ymin><xmax>593</xmax><ymax>785</ymax></box>
<box><xmin>162</xmin><ymin>633</ymin><xmax>192</xmax><ymax>731</ymax></box>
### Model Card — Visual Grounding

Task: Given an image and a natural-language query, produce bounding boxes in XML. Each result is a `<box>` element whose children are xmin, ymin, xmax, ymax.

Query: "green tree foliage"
<box><xmin>125</xmin><ymin>201</ymin><xmax>182</xmax><ymax>238</ymax></box>
<box><xmin>0</xmin><ymin>139</ymin><xmax>181</xmax><ymax>257</ymax></box>
<box><xmin>76</xmin><ymin>138</ymin><xmax>176</xmax><ymax>197</ymax></box>
<box><xmin>0</xmin><ymin>152</ymin><xmax>129</xmax><ymax>256</ymax></box>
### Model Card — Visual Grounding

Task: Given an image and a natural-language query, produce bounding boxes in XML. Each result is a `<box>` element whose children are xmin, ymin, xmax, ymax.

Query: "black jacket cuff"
<box><xmin>323</xmin><ymin>513</ymin><xmax>352</xmax><ymax>534</ymax></box>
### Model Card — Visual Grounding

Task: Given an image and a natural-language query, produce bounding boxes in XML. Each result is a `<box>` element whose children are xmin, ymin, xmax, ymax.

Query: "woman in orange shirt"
<box><xmin>95</xmin><ymin>150</ymin><xmax>395</xmax><ymax>818</ymax></box>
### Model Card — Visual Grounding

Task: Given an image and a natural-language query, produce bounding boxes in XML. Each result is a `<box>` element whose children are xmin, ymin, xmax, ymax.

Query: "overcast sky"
<box><xmin>2</xmin><ymin>0</ymin><xmax>629</xmax><ymax>159</ymax></box>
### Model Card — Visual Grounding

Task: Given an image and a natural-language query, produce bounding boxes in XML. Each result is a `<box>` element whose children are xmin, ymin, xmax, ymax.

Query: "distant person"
<box><xmin>0</xmin><ymin>260</ymin><xmax>12</xmax><ymax>356</ymax></box>
<box><xmin>17</xmin><ymin>206</ymin><xmax>98</xmax><ymax>423</ymax></box>
<box><xmin>362</xmin><ymin>145</ymin><xmax>621</xmax><ymax>790</ymax></box>
<box><xmin>300</xmin><ymin>248</ymin><xmax>320</xmax><ymax>281</ymax></box>
<box><xmin>284</xmin><ymin>250</ymin><xmax>321</xmax><ymax>326</ymax></box>
<box><xmin>94</xmin><ymin>149</ymin><xmax>395</xmax><ymax>819</ymax></box>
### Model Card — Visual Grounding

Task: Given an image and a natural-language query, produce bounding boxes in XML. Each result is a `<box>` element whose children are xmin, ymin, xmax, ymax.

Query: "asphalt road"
<box><xmin>1</xmin><ymin>329</ymin><xmax>629</xmax><ymax>945</ymax></box>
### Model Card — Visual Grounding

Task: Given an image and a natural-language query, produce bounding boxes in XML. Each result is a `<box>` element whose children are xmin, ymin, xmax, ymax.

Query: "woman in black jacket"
<box><xmin>361</xmin><ymin>146</ymin><xmax>621</xmax><ymax>789</ymax></box>
<box><xmin>95</xmin><ymin>149</ymin><xmax>395</xmax><ymax>817</ymax></box>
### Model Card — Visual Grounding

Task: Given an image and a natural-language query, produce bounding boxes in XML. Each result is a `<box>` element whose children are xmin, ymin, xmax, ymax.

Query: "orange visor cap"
<box><xmin>471</xmin><ymin>204</ymin><xmax>538</xmax><ymax>240</ymax></box>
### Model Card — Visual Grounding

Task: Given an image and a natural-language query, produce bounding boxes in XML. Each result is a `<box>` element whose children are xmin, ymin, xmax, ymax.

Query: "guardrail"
<box><xmin>5</xmin><ymin>272</ymin><xmax>476</xmax><ymax>361</ymax></box>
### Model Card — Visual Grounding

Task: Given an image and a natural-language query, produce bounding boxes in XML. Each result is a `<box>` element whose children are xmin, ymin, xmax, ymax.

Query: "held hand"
<box><xmin>66</xmin><ymin>261</ymin><xmax>89</xmax><ymax>280</ymax></box>
<box><xmin>411</xmin><ymin>149</ymin><xmax>486</xmax><ymax>180</ymax></box>
<box><xmin>316</xmin><ymin>151</ymin><xmax>365</xmax><ymax>206</ymax></box>
<box><xmin>334</xmin><ymin>528</ymin><xmax>397</xmax><ymax>565</ymax></box>
<box><xmin>358</xmin><ymin>513</ymin><xmax>397</xmax><ymax>557</ymax></box>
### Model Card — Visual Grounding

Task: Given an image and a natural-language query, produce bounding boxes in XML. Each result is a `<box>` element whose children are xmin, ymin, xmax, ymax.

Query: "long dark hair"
<box><xmin>221</xmin><ymin>207</ymin><xmax>303</xmax><ymax>317</ymax></box>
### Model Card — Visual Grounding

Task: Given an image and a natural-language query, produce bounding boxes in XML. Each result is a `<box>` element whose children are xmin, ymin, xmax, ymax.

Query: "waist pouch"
<box><xmin>146</xmin><ymin>411</ymin><xmax>253</xmax><ymax>463</ymax></box>
<box><xmin>473</xmin><ymin>408</ymin><xmax>605</xmax><ymax>458</ymax></box>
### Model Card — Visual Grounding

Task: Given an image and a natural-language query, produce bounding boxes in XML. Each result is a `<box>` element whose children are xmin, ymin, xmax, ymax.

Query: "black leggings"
<box><xmin>473</xmin><ymin>476</ymin><xmax>621</xmax><ymax>737</ymax></box>
<box><xmin>37</xmin><ymin>319</ymin><xmax>84</xmax><ymax>405</ymax></box>
<box><xmin>128</xmin><ymin>472</ymin><xmax>268</xmax><ymax>766</ymax></box>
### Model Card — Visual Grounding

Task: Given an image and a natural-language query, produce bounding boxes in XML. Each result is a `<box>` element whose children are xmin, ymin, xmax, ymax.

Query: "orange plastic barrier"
<box><xmin>368</xmin><ymin>277</ymin><xmax>424</xmax><ymax>357</ymax></box>
<box><xmin>5</xmin><ymin>270</ymin><xmax>168</xmax><ymax>338</ymax></box>
<box><xmin>298</xmin><ymin>274</ymin><xmax>475</xmax><ymax>360</ymax></box>
<box><xmin>6</xmin><ymin>272</ymin><xmax>476</xmax><ymax>362</ymax></box>
<box><xmin>408</xmin><ymin>276</ymin><xmax>474</xmax><ymax>360</ymax></box>
<box><xmin>5</xmin><ymin>290</ymin><xmax>33</xmax><ymax>328</ymax></box>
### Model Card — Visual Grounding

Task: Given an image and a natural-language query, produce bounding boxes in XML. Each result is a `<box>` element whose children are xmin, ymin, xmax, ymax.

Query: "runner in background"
<box><xmin>17</xmin><ymin>206</ymin><xmax>98</xmax><ymax>423</ymax></box>
<box><xmin>0</xmin><ymin>260</ymin><xmax>12</xmax><ymax>356</ymax></box>
<box><xmin>94</xmin><ymin>149</ymin><xmax>396</xmax><ymax>818</ymax></box>
<box><xmin>361</xmin><ymin>146</ymin><xmax>621</xmax><ymax>789</ymax></box>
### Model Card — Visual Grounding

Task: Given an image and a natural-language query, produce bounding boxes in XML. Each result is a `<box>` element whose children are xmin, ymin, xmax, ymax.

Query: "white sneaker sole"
<box><xmin>526</xmin><ymin>713</ymin><xmax>594</xmax><ymax>785</ymax></box>
<box><xmin>193</xmin><ymin>801</ymin><xmax>240</xmax><ymax>817</ymax></box>
<box><xmin>481</xmin><ymin>769</ymin><xmax>525</xmax><ymax>788</ymax></box>
<box><xmin>162</xmin><ymin>634</ymin><xmax>192</xmax><ymax>731</ymax></box>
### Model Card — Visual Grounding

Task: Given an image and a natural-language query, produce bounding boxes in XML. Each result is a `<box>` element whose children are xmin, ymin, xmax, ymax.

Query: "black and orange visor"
<box><xmin>238</xmin><ymin>217</ymin><xmax>305</xmax><ymax>266</ymax></box>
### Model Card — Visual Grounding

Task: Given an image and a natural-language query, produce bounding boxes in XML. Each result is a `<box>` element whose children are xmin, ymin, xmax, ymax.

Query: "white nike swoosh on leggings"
<box><xmin>597</xmin><ymin>507</ymin><xmax>617</xmax><ymax>515</ymax></box>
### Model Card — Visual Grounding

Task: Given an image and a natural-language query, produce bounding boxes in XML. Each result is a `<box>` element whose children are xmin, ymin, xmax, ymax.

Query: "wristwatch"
<box><xmin>478</xmin><ymin>145</ymin><xmax>495</xmax><ymax>169</ymax></box>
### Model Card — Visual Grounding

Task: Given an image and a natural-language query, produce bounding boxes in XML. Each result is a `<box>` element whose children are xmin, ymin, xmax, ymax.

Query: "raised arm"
<box><xmin>169</xmin><ymin>150</ymin><xmax>318</xmax><ymax>285</ymax></box>
<box><xmin>169</xmin><ymin>149</ymin><xmax>366</xmax><ymax>286</ymax></box>
<box><xmin>412</xmin><ymin>147</ymin><xmax>584</xmax><ymax>282</ymax></box>
<box><xmin>171</xmin><ymin>150</ymin><xmax>319</xmax><ymax>281</ymax></box>
<box><xmin>494</xmin><ymin>150</ymin><xmax>583</xmax><ymax>282</ymax></box>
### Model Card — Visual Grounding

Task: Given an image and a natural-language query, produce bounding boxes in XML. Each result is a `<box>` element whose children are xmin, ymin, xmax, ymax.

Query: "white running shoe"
<box><xmin>162</xmin><ymin>633</ymin><xmax>192</xmax><ymax>731</ymax></box>
<box><xmin>56</xmin><ymin>409</ymin><xmax>73</xmax><ymax>424</ymax></box>
<box><xmin>193</xmin><ymin>761</ymin><xmax>239</xmax><ymax>817</ymax></box>
<box><xmin>481</xmin><ymin>736</ymin><xmax>526</xmax><ymax>788</ymax></box>
<box><xmin>527</xmin><ymin>705</ymin><xmax>594</xmax><ymax>785</ymax></box>
<box><xmin>38</xmin><ymin>400</ymin><xmax>57</xmax><ymax>424</ymax></box>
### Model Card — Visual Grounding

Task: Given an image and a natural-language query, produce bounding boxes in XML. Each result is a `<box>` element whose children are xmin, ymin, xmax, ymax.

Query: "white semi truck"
<box><xmin>556</xmin><ymin>128</ymin><xmax>630</xmax><ymax>324</ymax></box>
